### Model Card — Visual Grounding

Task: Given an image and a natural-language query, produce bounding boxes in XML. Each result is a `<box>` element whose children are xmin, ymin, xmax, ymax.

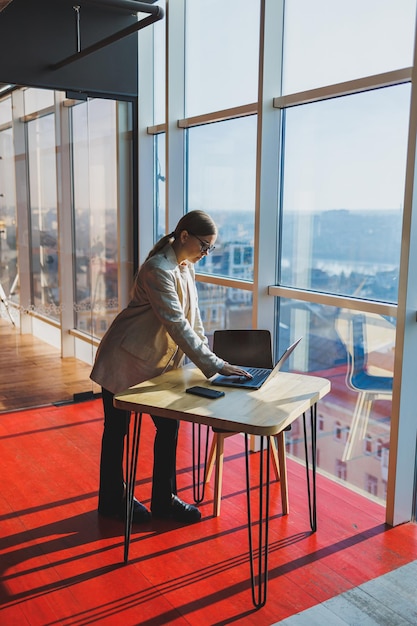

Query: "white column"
<box><xmin>254</xmin><ymin>0</ymin><xmax>285</xmax><ymax>349</ymax></box>
<box><xmin>55</xmin><ymin>92</ymin><xmax>75</xmax><ymax>356</ymax></box>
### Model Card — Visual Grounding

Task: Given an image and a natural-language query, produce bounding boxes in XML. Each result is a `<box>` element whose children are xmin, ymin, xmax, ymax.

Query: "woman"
<box><xmin>90</xmin><ymin>210</ymin><xmax>251</xmax><ymax>524</ymax></box>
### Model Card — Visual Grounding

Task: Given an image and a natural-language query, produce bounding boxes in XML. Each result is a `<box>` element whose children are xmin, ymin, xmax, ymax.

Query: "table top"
<box><xmin>114</xmin><ymin>365</ymin><xmax>331</xmax><ymax>436</ymax></box>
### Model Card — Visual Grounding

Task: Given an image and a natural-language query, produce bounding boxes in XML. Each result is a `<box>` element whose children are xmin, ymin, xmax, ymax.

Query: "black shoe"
<box><xmin>153</xmin><ymin>495</ymin><xmax>201</xmax><ymax>523</ymax></box>
<box><xmin>99</xmin><ymin>497</ymin><xmax>151</xmax><ymax>524</ymax></box>
<box><xmin>127</xmin><ymin>498</ymin><xmax>152</xmax><ymax>523</ymax></box>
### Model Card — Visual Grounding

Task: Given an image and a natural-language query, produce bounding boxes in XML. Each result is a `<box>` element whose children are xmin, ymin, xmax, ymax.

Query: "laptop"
<box><xmin>211</xmin><ymin>337</ymin><xmax>302</xmax><ymax>390</ymax></box>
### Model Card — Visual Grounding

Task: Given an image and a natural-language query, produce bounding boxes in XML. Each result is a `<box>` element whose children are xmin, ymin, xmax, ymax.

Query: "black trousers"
<box><xmin>98</xmin><ymin>387</ymin><xmax>179</xmax><ymax>514</ymax></box>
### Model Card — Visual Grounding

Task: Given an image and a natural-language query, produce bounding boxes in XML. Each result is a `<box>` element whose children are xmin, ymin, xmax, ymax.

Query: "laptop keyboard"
<box><xmin>244</xmin><ymin>367</ymin><xmax>269</xmax><ymax>385</ymax></box>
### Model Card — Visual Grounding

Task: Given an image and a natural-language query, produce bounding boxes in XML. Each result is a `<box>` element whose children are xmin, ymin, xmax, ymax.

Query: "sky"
<box><xmin>154</xmin><ymin>0</ymin><xmax>417</xmax><ymax>214</ymax></box>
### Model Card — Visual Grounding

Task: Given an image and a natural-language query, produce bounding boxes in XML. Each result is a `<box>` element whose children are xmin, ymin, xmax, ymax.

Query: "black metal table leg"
<box><xmin>302</xmin><ymin>404</ymin><xmax>317</xmax><ymax>532</ymax></box>
<box><xmin>124</xmin><ymin>411</ymin><xmax>142</xmax><ymax>563</ymax></box>
<box><xmin>245</xmin><ymin>433</ymin><xmax>271</xmax><ymax>609</ymax></box>
<box><xmin>192</xmin><ymin>423</ymin><xmax>210</xmax><ymax>504</ymax></box>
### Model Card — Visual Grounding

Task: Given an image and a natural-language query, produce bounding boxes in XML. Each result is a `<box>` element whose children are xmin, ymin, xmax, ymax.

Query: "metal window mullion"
<box><xmin>55</xmin><ymin>91</ymin><xmax>75</xmax><ymax>356</ymax></box>
<box><xmin>117</xmin><ymin>100</ymin><xmax>135</xmax><ymax>306</ymax></box>
<box><xmin>273</xmin><ymin>67</ymin><xmax>412</xmax><ymax>110</ymax></box>
<box><xmin>11</xmin><ymin>89</ymin><xmax>31</xmax><ymax>331</ymax></box>
<box><xmin>166</xmin><ymin>0</ymin><xmax>186</xmax><ymax>232</ymax></box>
<box><xmin>267</xmin><ymin>286</ymin><xmax>398</xmax><ymax>319</ymax></box>
<box><xmin>386</xmin><ymin>12</ymin><xmax>417</xmax><ymax>526</ymax></box>
<box><xmin>138</xmin><ymin>10</ymin><xmax>156</xmax><ymax>265</ymax></box>
<box><xmin>177</xmin><ymin>102</ymin><xmax>258</xmax><ymax>129</ymax></box>
<box><xmin>254</xmin><ymin>0</ymin><xmax>285</xmax><ymax>343</ymax></box>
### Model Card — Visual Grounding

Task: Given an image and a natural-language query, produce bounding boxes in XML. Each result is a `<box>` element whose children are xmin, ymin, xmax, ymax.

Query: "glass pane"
<box><xmin>185</xmin><ymin>0</ymin><xmax>260</xmax><ymax>116</ymax></box>
<box><xmin>27</xmin><ymin>114</ymin><xmax>59</xmax><ymax>320</ymax></box>
<box><xmin>0</xmin><ymin>96</ymin><xmax>12</xmax><ymax>125</ymax></box>
<box><xmin>72</xmin><ymin>99</ymin><xmax>119</xmax><ymax>339</ymax></box>
<box><xmin>277</xmin><ymin>298</ymin><xmax>395</xmax><ymax>503</ymax></box>
<box><xmin>153</xmin><ymin>0</ymin><xmax>166</xmax><ymax>125</ymax></box>
<box><xmin>0</xmin><ymin>126</ymin><xmax>18</xmax><ymax>315</ymax></box>
<box><xmin>154</xmin><ymin>133</ymin><xmax>166</xmax><ymax>241</ymax></box>
<box><xmin>24</xmin><ymin>88</ymin><xmax>55</xmax><ymax>115</ymax></box>
<box><xmin>282</xmin><ymin>0</ymin><xmax>417</xmax><ymax>94</ymax></box>
<box><xmin>196</xmin><ymin>283</ymin><xmax>253</xmax><ymax>347</ymax></box>
<box><xmin>186</xmin><ymin>116</ymin><xmax>257</xmax><ymax>280</ymax></box>
<box><xmin>280</xmin><ymin>85</ymin><xmax>410</xmax><ymax>302</ymax></box>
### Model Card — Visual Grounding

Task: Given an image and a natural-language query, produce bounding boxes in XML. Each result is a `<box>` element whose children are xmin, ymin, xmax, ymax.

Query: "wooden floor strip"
<box><xmin>0</xmin><ymin>319</ymin><xmax>95</xmax><ymax>413</ymax></box>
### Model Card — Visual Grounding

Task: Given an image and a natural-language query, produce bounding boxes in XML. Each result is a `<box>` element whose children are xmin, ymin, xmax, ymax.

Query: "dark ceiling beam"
<box><xmin>50</xmin><ymin>2</ymin><xmax>163</xmax><ymax>71</ymax></box>
<box><xmin>82</xmin><ymin>0</ymin><xmax>158</xmax><ymax>12</ymax></box>
<box><xmin>0</xmin><ymin>0</ymin><xmax>13</xmax><ymax>12</ymax></box>
<box><xmin>0</xmin><ymin>0</ymin><xmax>157</xmax><ymax>97</ymax></box>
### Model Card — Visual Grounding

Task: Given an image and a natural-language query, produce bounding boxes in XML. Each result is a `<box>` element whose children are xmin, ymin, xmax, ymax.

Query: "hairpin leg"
<box><xmin>303</xmin><ymin>404</ymin><xmax>317</xmax><ymax>532</ymax></box>
<box><xmin>245</xmin><ymin>433</ymin><xmax>270</xmax><ymax>608</ymax></box>
<box><xmin>192</xmin><ymin>423</ymin><xmax>210</xmax><ymax>503</ymax></box>
<box><xmin>124</xmin><ymin>411</ymin><xmax>142</xmax><ymax>563</ymax></box>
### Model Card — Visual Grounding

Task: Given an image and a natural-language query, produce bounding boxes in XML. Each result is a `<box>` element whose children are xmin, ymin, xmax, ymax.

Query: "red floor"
<box><xmin>1</xmin><ymin>399</ymin><xmax>417</xmax><ymax>625</ymax></box>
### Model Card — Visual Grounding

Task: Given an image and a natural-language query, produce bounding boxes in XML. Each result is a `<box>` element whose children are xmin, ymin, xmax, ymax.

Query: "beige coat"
<box><xmin>90</xmin><ymin>245</ymin><xmax>224</xmax><ymax>394</ymax></box>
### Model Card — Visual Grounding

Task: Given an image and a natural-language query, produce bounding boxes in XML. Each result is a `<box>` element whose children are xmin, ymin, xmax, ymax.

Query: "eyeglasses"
<box><xmin>188</xmin><ymin>231</ymin><xmax>216</xmax><ymax>254</ymax></box>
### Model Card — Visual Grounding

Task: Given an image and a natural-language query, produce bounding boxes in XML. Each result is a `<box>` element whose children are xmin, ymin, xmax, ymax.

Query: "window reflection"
<box><xmin>0</xmin><ymin>123</ymin><xmax>18</xmax><ymax>310</ymax></box>
<box><xmin>27</xmin><ymin>114</ymin><xmax>59</xmax><ymax>320</ymax></box>
<box><xmin>277</xmin><ymin>298</ymin><xmax>395</xmax><ymax>503</ymax></box>
<box><xmin>72</xmin><ymin>99</ymin><xmax>119</xmax><ymax>338</ymax></box>
<box><xmin>196</xmin><ymin>283</ymin><xmax>253</xmax><ymax>344</ymax></box>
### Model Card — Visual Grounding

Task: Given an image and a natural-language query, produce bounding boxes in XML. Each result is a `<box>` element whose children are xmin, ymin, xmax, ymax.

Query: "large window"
<box><xmin>71</xmin><ymin>99</ymin><xmax>120</xmax><ymax>339</ymax></box>
<box><xmin>0</xmin><ymin>104</ymin><xmax>18</xmax><ymax>310</ymax></box>
<box><xmin>145</xmin><ymin>0</ymin><xmax>417</xmax><ymax>514</ymax></box>
<box><xmin>273</xmin><ymin>4</ymin><xmax>416</xmax><ymax>507</ymax></box>
<box><xmin>185</xmin><ymin>0</ymin><xmax>260</xmax><ymax>116</ymax></box>
<box><xmin>27</xmin><ymin>113</ymin><xmax>59</xmax><ymax>320</ymax></box>
<box><xmin>280</xmin><ymin>85</ymin><xmax>410</xmax><ymax>303</ymax></box>
<box><xmin>277</xmin><ymin>298</ymin><xmax>395</xmax><ymax>500</ymax></box>
<box><xmin>186</xmin><ymin>116</ymin><xmax>257</xmax><ymax>280</ymax></box>
<box><xmin>153</xmin><ymin>0</ymin><xmax>166</xmax><ymax>125</ymax></box>
<box><xmin>282</xmin><ymin>0</ymin><xmax>416</xmax><ymax>94</ymax></box>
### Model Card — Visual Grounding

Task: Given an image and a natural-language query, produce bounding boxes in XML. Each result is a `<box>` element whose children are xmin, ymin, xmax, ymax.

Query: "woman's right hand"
<box><xmin>218</xmin><ymin>362</ymin><xmax>253</xmax><ymax>379</ymax></box>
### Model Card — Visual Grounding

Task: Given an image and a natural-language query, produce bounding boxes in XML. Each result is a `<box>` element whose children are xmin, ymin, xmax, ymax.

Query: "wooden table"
<box><xmin>114</xmin><ymin>364</ymin><xmax>331</xmax><ymax>607</ymax></box>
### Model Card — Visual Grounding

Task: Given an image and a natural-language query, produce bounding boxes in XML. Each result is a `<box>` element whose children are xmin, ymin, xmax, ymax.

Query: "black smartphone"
<box><xmin>186</xmin><ymin>386</ymin><xmax>225</xmax><ymax>399</ymax></box>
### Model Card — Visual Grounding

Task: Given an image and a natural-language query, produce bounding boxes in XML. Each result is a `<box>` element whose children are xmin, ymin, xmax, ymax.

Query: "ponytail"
<box><xmin>131</xmin><ymin>211</ymin><xmax>217</xmax><ymax>299</ymax></box>
<box><xmin>145</xmin><ymin>211</ymin><xmax>217</xmax><ymax>262</ymax></box>
<box><xmin>145</xmin><ymin>232</ymin><xmax>175</xmax><ymax>261</ymax></box>
<box><xmin>130</xmin><ymin>232</ymin><xmax>175</xmax><ymax>298</ymax></box>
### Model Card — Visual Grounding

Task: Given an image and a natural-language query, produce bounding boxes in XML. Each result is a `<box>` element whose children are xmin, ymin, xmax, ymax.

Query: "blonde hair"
<box><xmin>145</xmin><ymin>210</ymin><xmax>217</xmax><ymax>261</ymax></box>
